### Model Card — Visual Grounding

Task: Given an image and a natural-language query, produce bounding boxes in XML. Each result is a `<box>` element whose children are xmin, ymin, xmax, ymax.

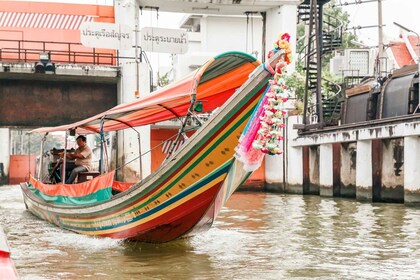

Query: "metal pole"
<box><xmin>37</xmin><ymin>133</ymin><xmax>48</xmax><ymax>180</ymax></box>
<box><xmin>61</xmin><ymin>130</ymin><xmax>68</xmax><ymax>184</ymax></box>
<box><xmin>135</xmin><ymin>5</ymin><xmax>140</xmax><ymax>98</ymax></box>
<box><xmin>137</xmin><ymin>132</ymin><xmax>143</xmax><ymax>180</ymax></box>
<box><xmin>261</xmin><ymin>12</ymin><xmax>266</xmax><ymax>63</ymax></box>
<box><xmin>99</xmin><ymin>117</ymin><xmax>105</xmax><ymax>174</ymax></box>
<box><xmin>315</xmin><ymin>0</ymin><xmax>324</xmax><ymax>127</ymax></box>
<box><xmin>377</xmin><ymin>0</ymin><xmax>384</xmax><ymax>75</ymax></box>
<box><xmin>303</xmin><ymin>0</ymin><xmax>316</xmax><ymax>126</ymax></box>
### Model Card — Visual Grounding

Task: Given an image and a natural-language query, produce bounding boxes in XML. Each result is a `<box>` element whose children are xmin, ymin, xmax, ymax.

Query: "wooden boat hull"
<box><xmin>21</xmin><ymin>52</ymin><xmax>282</xmax><ymax>242</ymax></box>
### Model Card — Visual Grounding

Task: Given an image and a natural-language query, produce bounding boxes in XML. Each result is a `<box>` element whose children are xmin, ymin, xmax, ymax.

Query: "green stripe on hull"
<box><xmin>60</xmin><ymin>160</ymin><xmax>234</xmax><ymax>229</ymax></box>
<box><xmin>140</xmin><ymin>81</ymin><xmax>269</xmax><ymax>196</ymax></box>
<box><xmin>135</xmin><ymin>84</ymin><xmax>268</xmax><ymax>209</ymax></box>
<box><xmin>28</xmin><ymin>184</ymin><xmax>112</xmax><ymax>205</ymax></box>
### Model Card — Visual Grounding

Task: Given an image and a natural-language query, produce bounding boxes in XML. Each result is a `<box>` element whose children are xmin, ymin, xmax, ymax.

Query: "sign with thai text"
<box><xmin>140</xmin><ymin>27</ymin><xmax>188</xmax><ymax>54</ymax></box>
<box><xmin>80</xmin><ymin>22</ymin><xmax>132</xmax><ymax>50</ymax></box>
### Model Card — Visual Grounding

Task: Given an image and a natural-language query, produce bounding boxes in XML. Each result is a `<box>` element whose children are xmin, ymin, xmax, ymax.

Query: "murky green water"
<box><xmin>1</xmin><ymin>185</ymin><xmax>419</xmax><ymax>279</ymax></box>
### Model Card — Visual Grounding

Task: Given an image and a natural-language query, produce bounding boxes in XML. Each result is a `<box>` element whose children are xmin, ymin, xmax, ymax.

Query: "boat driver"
<box><xmin>58</xmin><ymin>135</ymin><xmax>93</xmax><ymax>184</ymax></box>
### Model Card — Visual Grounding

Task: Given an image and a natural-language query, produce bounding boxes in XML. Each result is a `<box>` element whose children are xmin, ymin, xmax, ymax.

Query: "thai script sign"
<box><xmin>80</xmin><ymin>22</ymin><xmax>132</xmax><ymax>50</ymax></box>
<box><xmin>140</xmin><ymin>27</ymin><xmax>188</xmax><ymax>54</ymax></box>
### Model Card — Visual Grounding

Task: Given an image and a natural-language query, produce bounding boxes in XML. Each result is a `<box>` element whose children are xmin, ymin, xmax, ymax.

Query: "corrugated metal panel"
<box><xmin>382</xmin><ymin>74</ymin><xmax>416</xmax><ymax>118</ymax></box>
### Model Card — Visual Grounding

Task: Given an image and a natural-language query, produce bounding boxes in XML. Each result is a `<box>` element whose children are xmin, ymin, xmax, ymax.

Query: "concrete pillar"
<box><xmin>114</xmin><ymin>0</ymin><xmax>151</xmax><ymax>181</ymax></box>
<box><xmin>356</xmin><ymin>140</ymin><xmax>372</xmax><ymax>201</ymax></box>
<box><xmin>266</xmin><ymin>4</ymin><xmax>298</xmax><ymax>73</ymax></box>
<box><xmin>404</xmin><ymin>136</ymin><xmax>420</xmax><ymax>205</ymax></box>
<box><xmin>0</xmin><ymin>128</ymin><xmax>10</xmax><ymax>184</ymax></box>
<box><xmin>264</xmin><ymin>4</ymin><xmax>298</xmax><ymax>190</ymax></box>
<box><xmin>264</xmin><ymin>112</ymin><xmax>287</xmax><ymax>192</ymax></box>
<box><xmin>265</xmin><ymin>153</ymin><xmax>284</xmax><ymax>192</ymax></box>
<box><xmin>340</xmin><ymin>142</ymin><xmax>356</xmax><ymax>198</ymax></box>
<box><xmin>319</xmin><ymin>143</ymin><xmax>333</xmax><ymax>196</ymax></box>
<box><xmin>285</xmin><ymin>116</ymin><xmax>303</xmax><ymax>194</ymax></box>
<box><xmin>381</xmin><ymin>139</ymin><xmax>404</xmax><ymax>203</ymax></box>
<box><xmin>309</xmin><ymin>145</ymin><xmax>320</xmax><ymax>194</ymax></box>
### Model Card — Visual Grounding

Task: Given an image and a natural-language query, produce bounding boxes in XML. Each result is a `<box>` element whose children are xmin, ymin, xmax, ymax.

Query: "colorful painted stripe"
<box><xmin>64</xmin><ymin>83</ymin><xmax>266</xmax><ymax>226</ymax></box>
<box><xmin>28</xmin><ymin>184</ymin><xmax>112</xmax><ymax>205</ymax></box>
<box><xmin>62</xmin><ymin>160</ymin><xmax>232</xmax><ymax>234</ymax></box>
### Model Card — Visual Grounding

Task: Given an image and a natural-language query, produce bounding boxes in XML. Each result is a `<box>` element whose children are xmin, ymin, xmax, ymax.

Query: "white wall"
<box><xmin>174</xmin><ymin>14</ymin><xmax>263</xmax><ymax>80</ymax></box>
<box><xmin>266</xmin><ymin>5</ymin><xmax>298</xmax><ymax>72</ymax></box>
<box><xmin>205</xmin><ymin>16</ymin><xmax>263</xmax><ymax>57</ymax></box>
<box><xmin>115</xmin><ymin>0</ymin><xmax>151</xmax><ymax>181</ymax></box>
<box><xmin>0</xmin><ymin>128</ymin><xmax>10</xmax><ymax>177</ymax></box>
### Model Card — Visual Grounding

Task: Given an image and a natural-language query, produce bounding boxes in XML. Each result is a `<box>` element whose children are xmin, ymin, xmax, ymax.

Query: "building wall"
<box><xmin>0</xmin><ymin>1</ymin><xmax>115</xmax><ymax>62</ymax></box>
<box><xmin>174</xmin><ymin>14</ymin><xmax>263</xmax><ymax>79</ymax></box>
<box><xmin>205</xmin><ymin>16</ymin><xmax>263</xmax><ymax>56</ymax></box>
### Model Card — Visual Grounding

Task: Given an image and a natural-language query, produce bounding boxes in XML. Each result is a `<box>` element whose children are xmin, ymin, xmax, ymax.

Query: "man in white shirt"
<box><xmin>61</xmin><ymin>135</ymin><xmax>93</xmax><ymax>184</ymax></box>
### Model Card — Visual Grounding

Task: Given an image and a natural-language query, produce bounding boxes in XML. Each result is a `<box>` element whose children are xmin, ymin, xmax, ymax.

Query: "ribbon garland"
<box><xmin>235</xmin><ymin>33</ymin><xmax>292</xmax><ymax>172</ymax></box>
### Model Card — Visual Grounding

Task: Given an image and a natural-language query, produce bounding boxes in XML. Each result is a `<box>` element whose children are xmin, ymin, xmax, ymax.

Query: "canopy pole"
<box><xmin>99</xmin><ymin>117</ymin><xmax>105</xmax><ymax>174</ymax></box>
<box><xmin>61</xmin><ymin>130</ymin><xmax>68</xmax><ymax>184</ymax></box>
<box><xmin>137</xmin><ymin>132</ymin><xmax>143</xmax><ymax>180</ymax></box>
<box><xmin>37</xmin><ymin>133</ymin><xmax>48</xmax><ymax>180</ymax></box>
<box><xmin>167</xmin><ymin>87</ymin><xmax>198</xmax><ymax>159</ymax></box>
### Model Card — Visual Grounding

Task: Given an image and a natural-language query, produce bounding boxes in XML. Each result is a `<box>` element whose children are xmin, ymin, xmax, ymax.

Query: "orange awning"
<box><xmin>32</xmin><ymin>52</ymin><xmax>260</xmax><ymax>134</ymax></box>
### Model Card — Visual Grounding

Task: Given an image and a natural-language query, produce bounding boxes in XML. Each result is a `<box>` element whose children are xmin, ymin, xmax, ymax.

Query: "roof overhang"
<box><xmin>137</xmin><ymin>0</ymin><xmax>303</xmax><ymax>15</ymax></box>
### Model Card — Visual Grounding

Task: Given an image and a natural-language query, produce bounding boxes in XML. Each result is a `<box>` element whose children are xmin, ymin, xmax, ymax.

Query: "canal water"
<box><xmin>1</xmin><ymin>185</ymin><xmax>419</xmax><ymax>280</ymax></box>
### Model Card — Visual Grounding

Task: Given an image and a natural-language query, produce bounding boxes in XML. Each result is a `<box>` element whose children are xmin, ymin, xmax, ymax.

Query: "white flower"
<box><xmin>252</xmin><ymin>142</ymin><xmax>263</xmax><ymax>150</ymax></box>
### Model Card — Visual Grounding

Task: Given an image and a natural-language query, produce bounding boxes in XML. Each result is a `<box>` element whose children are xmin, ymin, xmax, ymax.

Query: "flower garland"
<box><xmin>252</xmin><ymin>33</ymin><xmax>292</xmax><ymax>155</ymax></box>
<box><xmin>235</xmin><ymin>33</ymin><xmax>292</xmax><ymax>171</ymax></box>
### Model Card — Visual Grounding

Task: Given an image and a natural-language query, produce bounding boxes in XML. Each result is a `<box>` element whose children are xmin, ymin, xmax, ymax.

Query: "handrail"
<box><xmin>0</xmin><ymin>38</ymin><xmax>118</xmax><ymax>65</ymax></box>
<box><xmin>305</xmin><ymin>77</ymin><xmax>343</xmax><ymax>124</ymax></box>
<box><xmin>297</xmin><ymin>10</ymin><xmax>344</xmax><ymax>61</ymax></box>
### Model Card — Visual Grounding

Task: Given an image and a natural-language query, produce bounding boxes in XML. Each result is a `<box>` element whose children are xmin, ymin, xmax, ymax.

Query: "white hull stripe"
<box><xmin>162</xmin><ymin>139</ymin><xmax>185</xmax><ymax>155</ymax></box>
<box><xmin>0</xmin><ymin>12</ymin><xmax>93</xmax><ymax>29</ymax></box>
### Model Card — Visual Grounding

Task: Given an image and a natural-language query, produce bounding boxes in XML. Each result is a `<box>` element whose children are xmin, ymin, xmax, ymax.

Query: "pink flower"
<box><xmin>281</xmin><ymin>33</ymin><xmax>291</xmax><ymax>42</ymax></box>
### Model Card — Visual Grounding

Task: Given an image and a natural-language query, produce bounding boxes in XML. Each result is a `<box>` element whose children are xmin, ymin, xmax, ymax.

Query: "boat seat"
<box><xmin>78</xmin><ymin>171</ymin><xmax>100</xmax><ymax>183</ymax></box>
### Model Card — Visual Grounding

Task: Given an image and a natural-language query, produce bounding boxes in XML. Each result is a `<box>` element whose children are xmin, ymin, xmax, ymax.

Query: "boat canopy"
<box><xmin>32</xmin><ymin>52</ymin><xmax>260</xmax><ymax>134</ymax></box>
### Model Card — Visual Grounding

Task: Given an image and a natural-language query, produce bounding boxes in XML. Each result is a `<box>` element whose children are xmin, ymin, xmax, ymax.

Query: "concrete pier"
<box><xmin>381</xmin><ymin>138</ymin><xmax>404</xmax><ymax>203</ymax></box>
<box><xmin>340</xmin><ymin>142</ymin><xmax>356</xmax><ymax>198</ymax></box>
<box><xmin>319</xmin><ymin>143</ymin><xmax>333</xmax><ymax>197</ymax></box>
<box><xmin>289</xmin><ymin>116</ymin><xmax>420</xmax><ymax>205</ymax></box>
<box><xmin>355</xmin><ymin>140</ymin><xmax>373</xmax><ymax>201</ymax></box>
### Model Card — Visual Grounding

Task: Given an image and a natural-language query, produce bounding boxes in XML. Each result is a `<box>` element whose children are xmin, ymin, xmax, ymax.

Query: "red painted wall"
<box><xmin>0</xmin><ymin>1</ymin><xmax>116</xmax><ymax>64</ymax></box>
<box><xmin>9</xmin><ymin>155</ymin><xmax>36</xmax><ymax>184</ymax></box>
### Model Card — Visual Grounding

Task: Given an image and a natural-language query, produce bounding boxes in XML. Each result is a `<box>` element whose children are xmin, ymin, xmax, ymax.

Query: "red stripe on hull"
<box><xmin>186</xmin><ymin>175</ymin><xmax>228</xmax><ymax>237</ymax></box>
<box><xmin>99</xmin><ymin>182</ymin><xmax>222</xmax><ymax>242</ymax></box>
<box><xmin>0</xmin><ymin>252</ymin><xmax>19</xmax><ymax>280</ymax></box>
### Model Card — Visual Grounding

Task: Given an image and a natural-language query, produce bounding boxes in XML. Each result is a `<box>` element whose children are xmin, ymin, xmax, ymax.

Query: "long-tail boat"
<box><xmin>20</xmin><ymin>44</ymin><xmax>288</xmax><ymax>242</ymax></box>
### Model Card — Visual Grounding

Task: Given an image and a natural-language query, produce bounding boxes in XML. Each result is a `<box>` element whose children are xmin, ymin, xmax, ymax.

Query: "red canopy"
<box><xmin>32</xmin><ymin>52</ymin><xmax>260</xmax><ymax>134</ymax></box>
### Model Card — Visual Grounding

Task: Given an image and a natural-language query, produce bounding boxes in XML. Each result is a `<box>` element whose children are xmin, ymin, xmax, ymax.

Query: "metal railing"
<box><xmin>0</xmin><ymin>38</ymin><xmax>117</xmax><ymax>65</ymax></box>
